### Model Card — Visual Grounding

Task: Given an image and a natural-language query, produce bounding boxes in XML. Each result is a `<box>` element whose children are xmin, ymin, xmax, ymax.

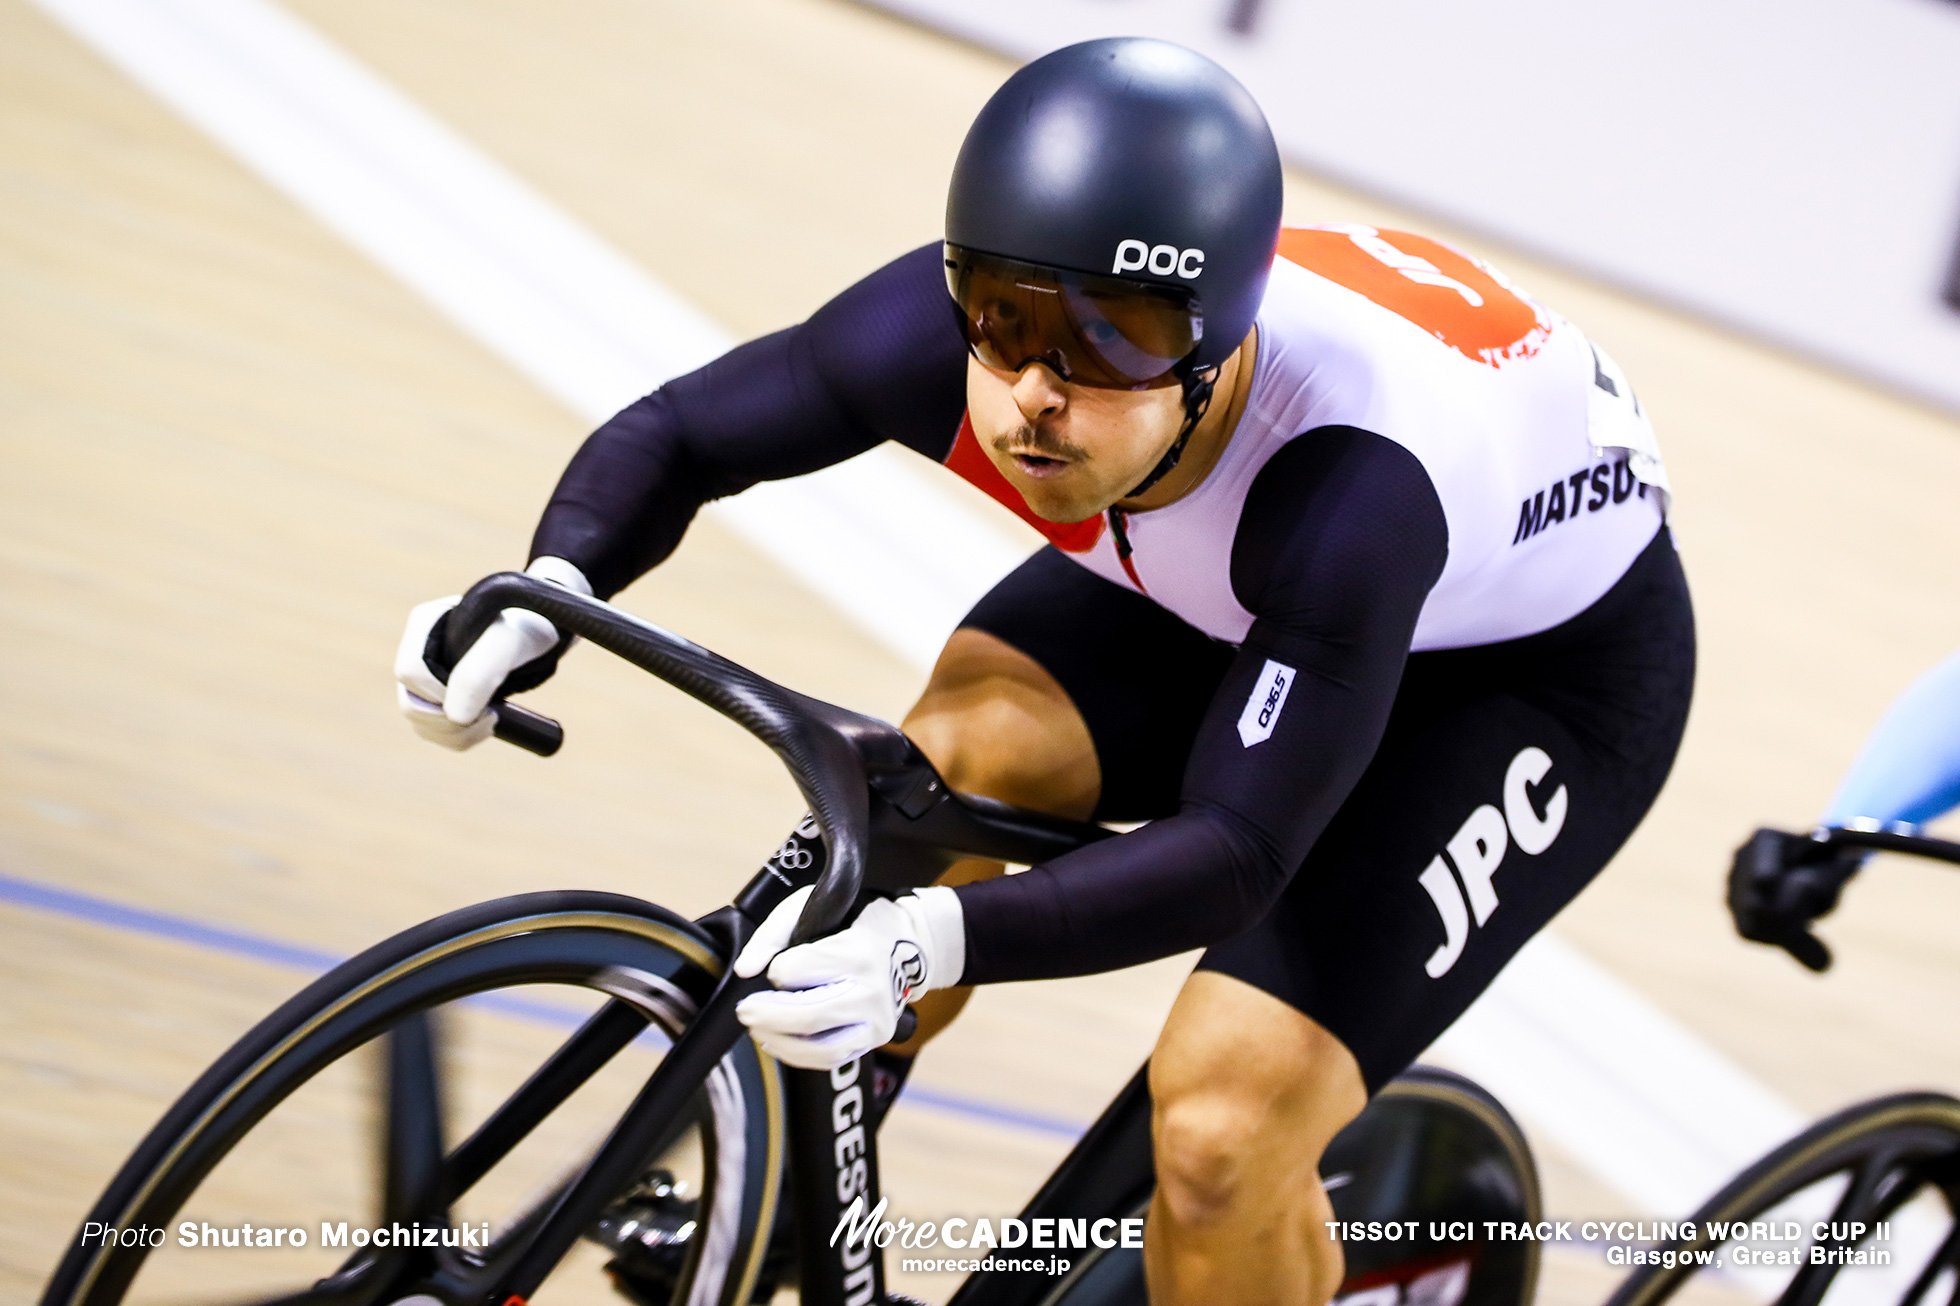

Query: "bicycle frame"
<box><xmin>45</xmin><ymin>574</ymin><xmax>1541</xmax><ymax>1306</ymax></box>
<box><xmin>445</xmin><ymin>573</ymin><xmax>1124</xmax><ymax>1305</ymax></box>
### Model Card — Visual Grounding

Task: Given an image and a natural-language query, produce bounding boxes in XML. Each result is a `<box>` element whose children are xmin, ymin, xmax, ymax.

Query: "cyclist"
<box><xmin>396</xmin><ymin>38</ymin><xmax>1694</xmax><ymax>1306</ymax></box>
<box><xmin>1731</xmin><ymin>648</ymin><xmax>1960</xmax><ymax>970</ymax></box>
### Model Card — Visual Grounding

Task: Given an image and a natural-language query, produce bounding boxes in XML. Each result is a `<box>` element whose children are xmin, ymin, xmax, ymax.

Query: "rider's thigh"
<box><xmin>939</xmin><ymin>545</ymin><xmax>1237</xmax><ymax>822</ymax></box>
<box><xmin>1199</xmin><ymin>529</ymin><xmax>1694</xmax><ymax>1092</ymax></box>
<box><xmin>1148</xmin><ymin>971</ymin><xmax>1367</xmax><ymax>1225</ymax></box>
<box><xmin>902</xmin><ymin>627</ymin><xmax>1100</xmax><ymax>819</ymax></box>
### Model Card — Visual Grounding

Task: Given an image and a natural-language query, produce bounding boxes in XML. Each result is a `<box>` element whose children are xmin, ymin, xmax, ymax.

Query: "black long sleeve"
<box><xmin>530</xmin><ymin>242</ymin><xmax>967</xmax><ymax>598</ymax></box>
<box><xmin>956</xmin><ymin>428</ymin><xmax>1449</xmax><ymax>982</ymax></box>
<box><xmin>527</xmin><ymin>239</ymin><xmax>1452</xmax><ymax>987</ymax></box>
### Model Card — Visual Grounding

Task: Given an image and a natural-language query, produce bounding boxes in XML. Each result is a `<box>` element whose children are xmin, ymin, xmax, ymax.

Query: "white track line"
<box><xmin>24</xmin><ymin>0</ymin><xmax>1026</xmax><ymax>669</ymax></box>
<box><xmin>36</xmin><ymin>0</ymin><xmax>1811</xmax><ymax>1219</ymax></box>
<box><xmin>1432</xmin><ymin>934</ymin><xmax>1799</xmax><ymax>1215</ymax></box>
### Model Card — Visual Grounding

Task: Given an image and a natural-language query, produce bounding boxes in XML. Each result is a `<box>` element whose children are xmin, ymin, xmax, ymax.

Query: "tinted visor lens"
<box><xmin>944</xmin><ymin>244</ymin><xmax>1202</xmax><ymax>390</ymax></box>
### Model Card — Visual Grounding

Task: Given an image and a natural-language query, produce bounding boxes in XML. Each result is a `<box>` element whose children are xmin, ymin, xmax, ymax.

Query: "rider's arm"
<box><xmin>954</xmin><ymin>428</ymin><xmax>1449</xmax><ymax>983</ymax></box>
<box><xmin>530</xmin><ymin>243</ymin><xmax>967</xmax><ymax>599</ymax></box>
<box><xmin>1821</xmin><ymin>647</ymin><xmax>1960</xmax><ymax>829</ymax></box>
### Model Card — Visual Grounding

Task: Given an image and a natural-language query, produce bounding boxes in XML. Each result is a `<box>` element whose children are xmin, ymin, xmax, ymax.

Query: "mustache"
<box><xmin>992</xmin><ymin>422</ymin><xmax>1089</xmax><ymax>462</ymax></box>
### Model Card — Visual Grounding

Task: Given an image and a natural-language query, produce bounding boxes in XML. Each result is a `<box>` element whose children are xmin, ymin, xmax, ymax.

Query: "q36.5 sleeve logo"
<box><xmin>1237</xmin><ymin>659</ymin><xmax>1296</xmax><ymax>748</ymax></box>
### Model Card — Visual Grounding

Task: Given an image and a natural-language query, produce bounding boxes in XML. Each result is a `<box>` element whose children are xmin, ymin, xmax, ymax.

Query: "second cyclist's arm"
<box><xmin>954</xmin><ymin>428</ymin><xmax>1449</xmax><ymax>983</ymax></box>
<box><xmin>529</xmin><ymin>243</ymin><xmax>966</xmax><ymax>598</ymax></box>
<box><xmin>1821</xmin><ymin>646</ymin><xmax>1960</xmax><ymax>829</ymax></box>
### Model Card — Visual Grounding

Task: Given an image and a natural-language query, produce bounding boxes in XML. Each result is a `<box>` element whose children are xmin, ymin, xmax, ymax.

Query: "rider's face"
<box><xmin>964</xmin><ymin>356</ymin><xmax>1185</xmax><ymax>523</ymax></box>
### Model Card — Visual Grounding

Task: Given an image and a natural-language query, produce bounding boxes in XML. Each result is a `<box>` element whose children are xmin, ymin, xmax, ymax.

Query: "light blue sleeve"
<box><xmin>1822</xmin><ymin>647</ymin><xmax>1960</xmax><ymax>828</ymax></box>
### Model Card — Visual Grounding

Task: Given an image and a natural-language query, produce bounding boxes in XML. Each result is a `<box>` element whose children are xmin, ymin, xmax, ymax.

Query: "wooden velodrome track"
<box><xmin>4</xmin><ymin>0</ymin><xmax>1960</xmax><ymax>1302</ymax></box>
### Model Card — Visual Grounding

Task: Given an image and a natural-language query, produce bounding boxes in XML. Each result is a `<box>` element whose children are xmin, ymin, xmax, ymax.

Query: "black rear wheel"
<box><xmin>1323</xmin><ymin>1065</ymin><xmax>1543</xmax><ymax>1306</ymax></box>
<box><xmin>39</xmin><ymin>891</ymin><xmax>783</xmax><ymax>1306</ymax></box>
<box><xmin>1606</xmin><ymin>1093</ymin><xmax>1960</xmax><ymax>1306</ymax></box>
<box><xmin>1036</xmin><ymin>1064</ymin><xmax>1541</xmax><ymax>1306</ymax></box>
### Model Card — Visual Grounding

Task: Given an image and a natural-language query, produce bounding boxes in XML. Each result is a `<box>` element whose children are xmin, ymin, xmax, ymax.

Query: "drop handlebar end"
<box><xmin>492</xmin><ymin>700</ymin><xmax>563</xmax><ymax>756</ymax></box>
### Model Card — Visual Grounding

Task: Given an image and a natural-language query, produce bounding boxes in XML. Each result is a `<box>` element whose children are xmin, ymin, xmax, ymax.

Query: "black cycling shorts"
<box><xmin>961</xmin><ymin>528</ymin><xmax>1694</xmax><ymax>1092</ymax></box>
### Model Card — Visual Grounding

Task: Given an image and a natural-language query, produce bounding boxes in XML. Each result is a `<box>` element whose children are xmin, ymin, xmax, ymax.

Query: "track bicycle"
<box><xmin>1600</xmin><ymin>826</ymin><xmax>1960</xmax><ymax>1306</ymax></box>
<box><xmin>43</xmin><ymin>573</ymin><xmax>1543</xmax><ymax>1306</ymax></box>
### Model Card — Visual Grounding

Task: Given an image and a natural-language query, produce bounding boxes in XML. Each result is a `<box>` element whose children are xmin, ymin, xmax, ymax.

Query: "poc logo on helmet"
<box><xmin>1113</xmin><ymin>239</ymin><xmax>1205</xmax><ymax>280</ymax></box>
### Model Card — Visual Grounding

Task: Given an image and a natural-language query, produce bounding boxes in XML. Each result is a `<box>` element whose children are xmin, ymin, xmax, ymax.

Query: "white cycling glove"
<box><xmin>734</xmin><ymin>885</ymin><xmax>966</xmax><ymax>1070</ymax></box>
<box><xmin>394</xmin><ymin>556</ymin><xmax>592</xmax><ymax>752</ymax></box>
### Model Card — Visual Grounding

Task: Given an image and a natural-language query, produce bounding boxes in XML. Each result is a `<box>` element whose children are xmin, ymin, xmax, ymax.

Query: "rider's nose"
<box><xmin>1011</xmin><ymin>363</ymin><xmax>1068</xmax><ymax>424</ymax></box>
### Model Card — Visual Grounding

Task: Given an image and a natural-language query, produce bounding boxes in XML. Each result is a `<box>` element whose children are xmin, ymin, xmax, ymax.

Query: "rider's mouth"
<box><xmin>1009</xmin><ymin>452</ymin><xmax>1075</xmax><ymax>479</ymax></box>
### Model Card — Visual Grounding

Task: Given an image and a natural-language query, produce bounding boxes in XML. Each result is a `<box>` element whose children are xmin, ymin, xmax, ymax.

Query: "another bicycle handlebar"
<box><xmin>447</xmin><ymin>572</ymin><xmax>914</xmax><ymax>946</ymax></box>
<box><xmin>1730</xmin><ymin>823</ymin><xmax>1960</xmax><ymax>972</ymax></box>
<box><xmin>1806</xmin><ymin>824</ymin><xmax>1960</xmax><ymax>867</ymax></box>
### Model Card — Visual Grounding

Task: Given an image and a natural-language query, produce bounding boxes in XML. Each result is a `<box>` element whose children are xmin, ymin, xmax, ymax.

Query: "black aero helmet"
<box><xmin>945</xmin><ymin>37</ymin><xmax>1283</xmax><ymax>378</ymax></box>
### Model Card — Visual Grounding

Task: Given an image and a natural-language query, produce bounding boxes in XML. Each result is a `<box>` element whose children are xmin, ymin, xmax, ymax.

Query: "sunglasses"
<box><xmin>944</xmin><ymin>244</ymin><xmax>1204</xmax><ymax>390</ymax></box>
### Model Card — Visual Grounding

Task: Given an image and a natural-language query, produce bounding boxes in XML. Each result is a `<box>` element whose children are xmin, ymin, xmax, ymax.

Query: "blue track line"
<box><xmin>900</xmin><ymin>1085</ymin><xmax>1087</xmax><ymax>1139</ymax></box>
<box><xmin>0</xmin><ymin>871</ymin><xmax>1088</xmax><ymax>1140</ymax></box>
<box><xmin>0</xmin><ymin>872</ymin><xmax>344</xmax><ymax>971</ymax></box>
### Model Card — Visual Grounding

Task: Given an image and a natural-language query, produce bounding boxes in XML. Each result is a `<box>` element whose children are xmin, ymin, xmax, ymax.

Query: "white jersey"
<box><xmin>951</xmin><ymin>225</ymin><xmax>1669</xmax><ymax>652</ymax></box>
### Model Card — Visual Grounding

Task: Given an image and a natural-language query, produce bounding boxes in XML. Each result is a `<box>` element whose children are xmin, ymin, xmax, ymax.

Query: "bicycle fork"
<box><xmin>491</xmin><ymin>972</ymin><xmax>766</xmax><ymax>1304</ymax></box>
<box><xmin>497</xmin><ymin>812</ymin><xmax>900</xmax><ymax>1306</ymax></box>
<box><xmin>742</xmin><ymin>813</ymin><xmax>897</xmax><ymax>1306</ymax></box>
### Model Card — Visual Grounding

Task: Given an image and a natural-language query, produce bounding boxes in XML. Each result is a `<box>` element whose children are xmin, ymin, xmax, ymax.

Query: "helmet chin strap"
<box><xmin>1123</xmin><ymin>362</ymin><xmax>1220</xmax><ymax>499</ymax></box>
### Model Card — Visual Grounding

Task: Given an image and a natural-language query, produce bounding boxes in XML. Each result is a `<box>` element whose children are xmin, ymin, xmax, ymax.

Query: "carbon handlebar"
<box><xmin>446</xmin><ymin>572</ymin><xmax>914</xmax><ymax>946</ymax></box>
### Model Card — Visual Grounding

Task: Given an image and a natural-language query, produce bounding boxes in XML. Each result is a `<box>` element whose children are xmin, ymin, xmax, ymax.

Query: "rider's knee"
<box><xmin>1150</xmin><ymin>1005</ymin><xmax>1365</xmax><ymax>1230</ymax></box>
<box><xmin>1153</xmin><ymin>1090</ymin><xmax>1269</xmax><ymax>1228</ymax></box>
<box><xmin>910</xmin><ymin>711</ymin><xmax>1035</xmax><ymax>800</ymax></box>
<box><xmin>901</xmin><ymin>629</ymin><xmax>1098</xmax><ymax>816</ymax></box>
